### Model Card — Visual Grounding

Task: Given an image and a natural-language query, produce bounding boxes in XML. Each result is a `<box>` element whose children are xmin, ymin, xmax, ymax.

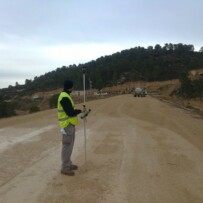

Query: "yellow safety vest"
<box><xmin>57</xmin><ymin>92</ymin><xmax>78</xmax><ymax>128</ymax></box>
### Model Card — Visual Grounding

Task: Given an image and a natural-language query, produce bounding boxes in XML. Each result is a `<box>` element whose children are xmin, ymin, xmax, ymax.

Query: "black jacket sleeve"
<box><xmin>60</xmin><ymin>97</ymin><xmax>81</xmax><ymax>117</ymax></box>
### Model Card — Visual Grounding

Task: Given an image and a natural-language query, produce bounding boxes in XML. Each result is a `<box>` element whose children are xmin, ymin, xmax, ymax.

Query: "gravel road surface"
<box><xmin>0</xmin><ymin>95</ymin><xmax>203</xmax><ymax>203</ymax></box>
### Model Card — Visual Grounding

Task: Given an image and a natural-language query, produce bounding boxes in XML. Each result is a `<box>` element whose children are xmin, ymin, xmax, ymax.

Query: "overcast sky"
<box><xmin>0</xmin><ymin>0</ymin><xmax>202</xmax><ymax>88</ymax></box>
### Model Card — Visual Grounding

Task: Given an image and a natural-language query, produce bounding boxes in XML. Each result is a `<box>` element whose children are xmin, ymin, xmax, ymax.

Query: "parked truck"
<box><xmin>134</xmin><ymin>87</ymin><xmax>147</xmax><ymax>97</ymax></box>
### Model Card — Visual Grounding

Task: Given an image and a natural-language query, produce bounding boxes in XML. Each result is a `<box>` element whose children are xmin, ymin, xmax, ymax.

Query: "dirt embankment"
<box><xmin>147</xmin><ymin>80</ymin><xmax>203</xmax><ymax>113</ymax></box>
<box><xmin>103</xmin><ymin>79</ymin><xmax>203</xmax><ymax>113</ymax></box>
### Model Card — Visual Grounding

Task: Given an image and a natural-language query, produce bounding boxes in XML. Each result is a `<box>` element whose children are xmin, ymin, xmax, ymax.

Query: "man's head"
<box><xmin>63</xmin><ymin>80</ymin><xmax>73</xmax><ymax>91</ymax></box>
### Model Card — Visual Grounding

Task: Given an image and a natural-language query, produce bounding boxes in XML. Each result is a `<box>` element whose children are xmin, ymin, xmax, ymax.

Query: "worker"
<box><xmin>57</xmin><ymin>80</ymin><xmax>82</xmax><ymax>176</ymax></box>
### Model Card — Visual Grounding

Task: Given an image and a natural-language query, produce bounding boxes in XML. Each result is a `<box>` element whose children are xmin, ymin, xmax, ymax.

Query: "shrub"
<box><xmin>29</xmin><ymin>105</ymin><xmax>40</xmax><ymax>113</ymax></box>
<box><xmin>179</xmin><ymin>72</ymin><xmax>203</xmax><ymax>98</ymax></box>
<box><xmin>0</xmin><ymin>101</ymin><xmax>16</xmax><ymax>118</ymax></box>
<box><xmin>49</xmin><ymin>94</ymin><xmax>59</xmax><ymax>109</ymax></box>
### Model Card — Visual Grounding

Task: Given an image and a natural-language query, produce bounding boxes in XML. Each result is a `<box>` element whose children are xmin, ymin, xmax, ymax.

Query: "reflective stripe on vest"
<box><xmin>58</xmin><ymin>117</ymin><xmax>69</xmax><ymax>121</ymax></box>
<box><xmin>57</xmin><ymin>92</ymin><xmax>78</xmax><ymax>128</ymax></box>
<box><xmin>58</xmin><ymin>109</ymin><xmax>65</xmax><ymax>112</ymax></box>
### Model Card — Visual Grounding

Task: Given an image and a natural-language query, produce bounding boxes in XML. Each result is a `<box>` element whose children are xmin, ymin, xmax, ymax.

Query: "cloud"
<box><xmin>0</xmin><ymin>41</ymin><xmax>128</xmax><ymax>88</ymax></box>
<box><xmin>42</xmin><ymin>43</ymin><xmax>126</xmax><ymax>64</ymax></box>
<box><xmin>0</xmin><ymin>0</ymin><xmax>203</xmax><ymax>89</ymax></box>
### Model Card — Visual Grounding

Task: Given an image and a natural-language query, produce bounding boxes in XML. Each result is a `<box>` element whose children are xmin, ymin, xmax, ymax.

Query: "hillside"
<box><xmin>1</xmin><ymin>43</ymin><xmax>203</xmax><ymax>93</ymax></box>
<box><xmin>1</xmin><ymin>43</ymin><xmax>203</xmax><ymax>118</ymax></box>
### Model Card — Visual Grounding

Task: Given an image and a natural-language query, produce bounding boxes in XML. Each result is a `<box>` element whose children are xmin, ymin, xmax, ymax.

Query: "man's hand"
<box><xmin>80</xmin><ymin>108</ymin><xmax>91</xmax><ymax>119</ymax></box>
<box><xmin>60</xmin><ymin>128</ymin><xmax>67</xmax><ymax>135</ymax></box>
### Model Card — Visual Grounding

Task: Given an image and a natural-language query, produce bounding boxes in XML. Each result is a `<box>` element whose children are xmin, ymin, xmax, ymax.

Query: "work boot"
<box><xmin>61</xmin><ymin>169</ymin><xmax>75</xmax><ymax>176</ymax></box>
<box><xmin>70</xmin><ymin>164</ymin><xmax>78</xmax><ymax>170</ymax></box>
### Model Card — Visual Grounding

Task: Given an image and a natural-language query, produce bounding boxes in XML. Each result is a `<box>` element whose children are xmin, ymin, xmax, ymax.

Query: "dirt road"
<box><xmin>0</xmin><ymin>95</ymin><xmax>203</xmax><ymax>203</ymax></box>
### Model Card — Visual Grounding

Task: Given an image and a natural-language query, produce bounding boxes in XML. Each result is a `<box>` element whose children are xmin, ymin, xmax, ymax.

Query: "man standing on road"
<box><xmin>57</xmin><ymin>80</ymin><xmax>82</xmax><ymax>176</ymax></box>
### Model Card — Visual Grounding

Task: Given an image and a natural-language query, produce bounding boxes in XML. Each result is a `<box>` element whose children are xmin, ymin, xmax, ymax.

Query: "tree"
<box><xmin>147</xmin><ymin>46</ymin><xmax>153</xmax><ymax>51</ymax></box>
<box><xmin>0</xmin><ymin>101</ymin><xmax>16</xmax><ymax>118</ymax></box>
<box><xmin>154</xmin><ymin>44</ymin><xmax>162</xmax><ymax>51</ymax></box>
<box><xmin>199</xmin><ymin>47</ymin><xmax>203</xmax><ymax>52</ymax></box>
<box><xmin>95</xmin><ymin>79</ymin><xmax>103</xmax><ymax>91</ymax></box>
<box><xmin>29</xmin><ymin>105</ymin><xmax>40</xmax><ymax>113</ymax></box>
<box><xmin>179</xmin><ymin>72</ymin><xmax>192</xmax><ymax>97</ymax></box>
<box><xmin>4</xmin><ymin>42</ymin><xmax>203</xmax><ymax>98</ymax></box>
<box><xmin>49</xmin><ymin>94</ymin><xmax>59</xmax><ymax>108</ymax></box>
<box><xmin>25</xmin><ymin>79</ymin><xmax>32</xmax><ymax>85</ymax></box>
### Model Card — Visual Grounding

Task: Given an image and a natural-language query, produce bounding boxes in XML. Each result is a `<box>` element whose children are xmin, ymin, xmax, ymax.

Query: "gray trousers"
<box><xmin>61</xmin><ymin>125</ymin><xmax>75</xmax><ymax>170</ymax></box>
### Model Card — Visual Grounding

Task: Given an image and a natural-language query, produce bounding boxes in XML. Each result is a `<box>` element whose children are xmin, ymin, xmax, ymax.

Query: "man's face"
<box><xmin>68</xmin><ymin>87</ymin><xmax>74</xmax><ymax>92</ymax></box>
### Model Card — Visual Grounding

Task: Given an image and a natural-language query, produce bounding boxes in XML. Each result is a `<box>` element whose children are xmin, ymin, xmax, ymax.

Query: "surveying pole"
<box><xmin>82</xmin><ymin>67</ymin><xmax>87</xmax><ymax>171</ymax></box>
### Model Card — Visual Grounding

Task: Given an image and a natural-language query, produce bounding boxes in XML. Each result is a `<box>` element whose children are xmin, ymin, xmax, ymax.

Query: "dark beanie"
<box><xmin>63</xmin><ymin>80</ymin><xmax>73</xmax><ymax>90</ymax></box>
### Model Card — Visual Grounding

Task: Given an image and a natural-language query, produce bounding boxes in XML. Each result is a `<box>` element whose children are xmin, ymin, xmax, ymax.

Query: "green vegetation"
<box><xmin>0</xmin><ymin>100</ymin><xmax>16</xmax><ymax>118</ymax></box>
<box><xmin>0</xmin><ymin>43</ymin><xmax>203</xmax><ymax>118</ymax></box>
<box><xmin>180</xmin><ymin>73</ymin><xmax>203</xmax><ymax>98</ymax></box>
<box><xmin>49</xmin><ymin>94</ymin><xmax>59</xmax><ymax>109</ymax></box>
<box><xmin>2</xmin><ymin>43</ymin><xmax>203</xmax><ymax>94</ymax></box>
<box><xmin>29</xmin><ymin>105</ymin><xmax>40</xmax><ymax>113</ymax></box>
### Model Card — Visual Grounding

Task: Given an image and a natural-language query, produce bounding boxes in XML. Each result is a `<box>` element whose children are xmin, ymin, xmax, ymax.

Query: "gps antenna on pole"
<box><xmin>82</xmin><ymin>67</ymin><xmax>87</xmax><ymax>171</ymax></box>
